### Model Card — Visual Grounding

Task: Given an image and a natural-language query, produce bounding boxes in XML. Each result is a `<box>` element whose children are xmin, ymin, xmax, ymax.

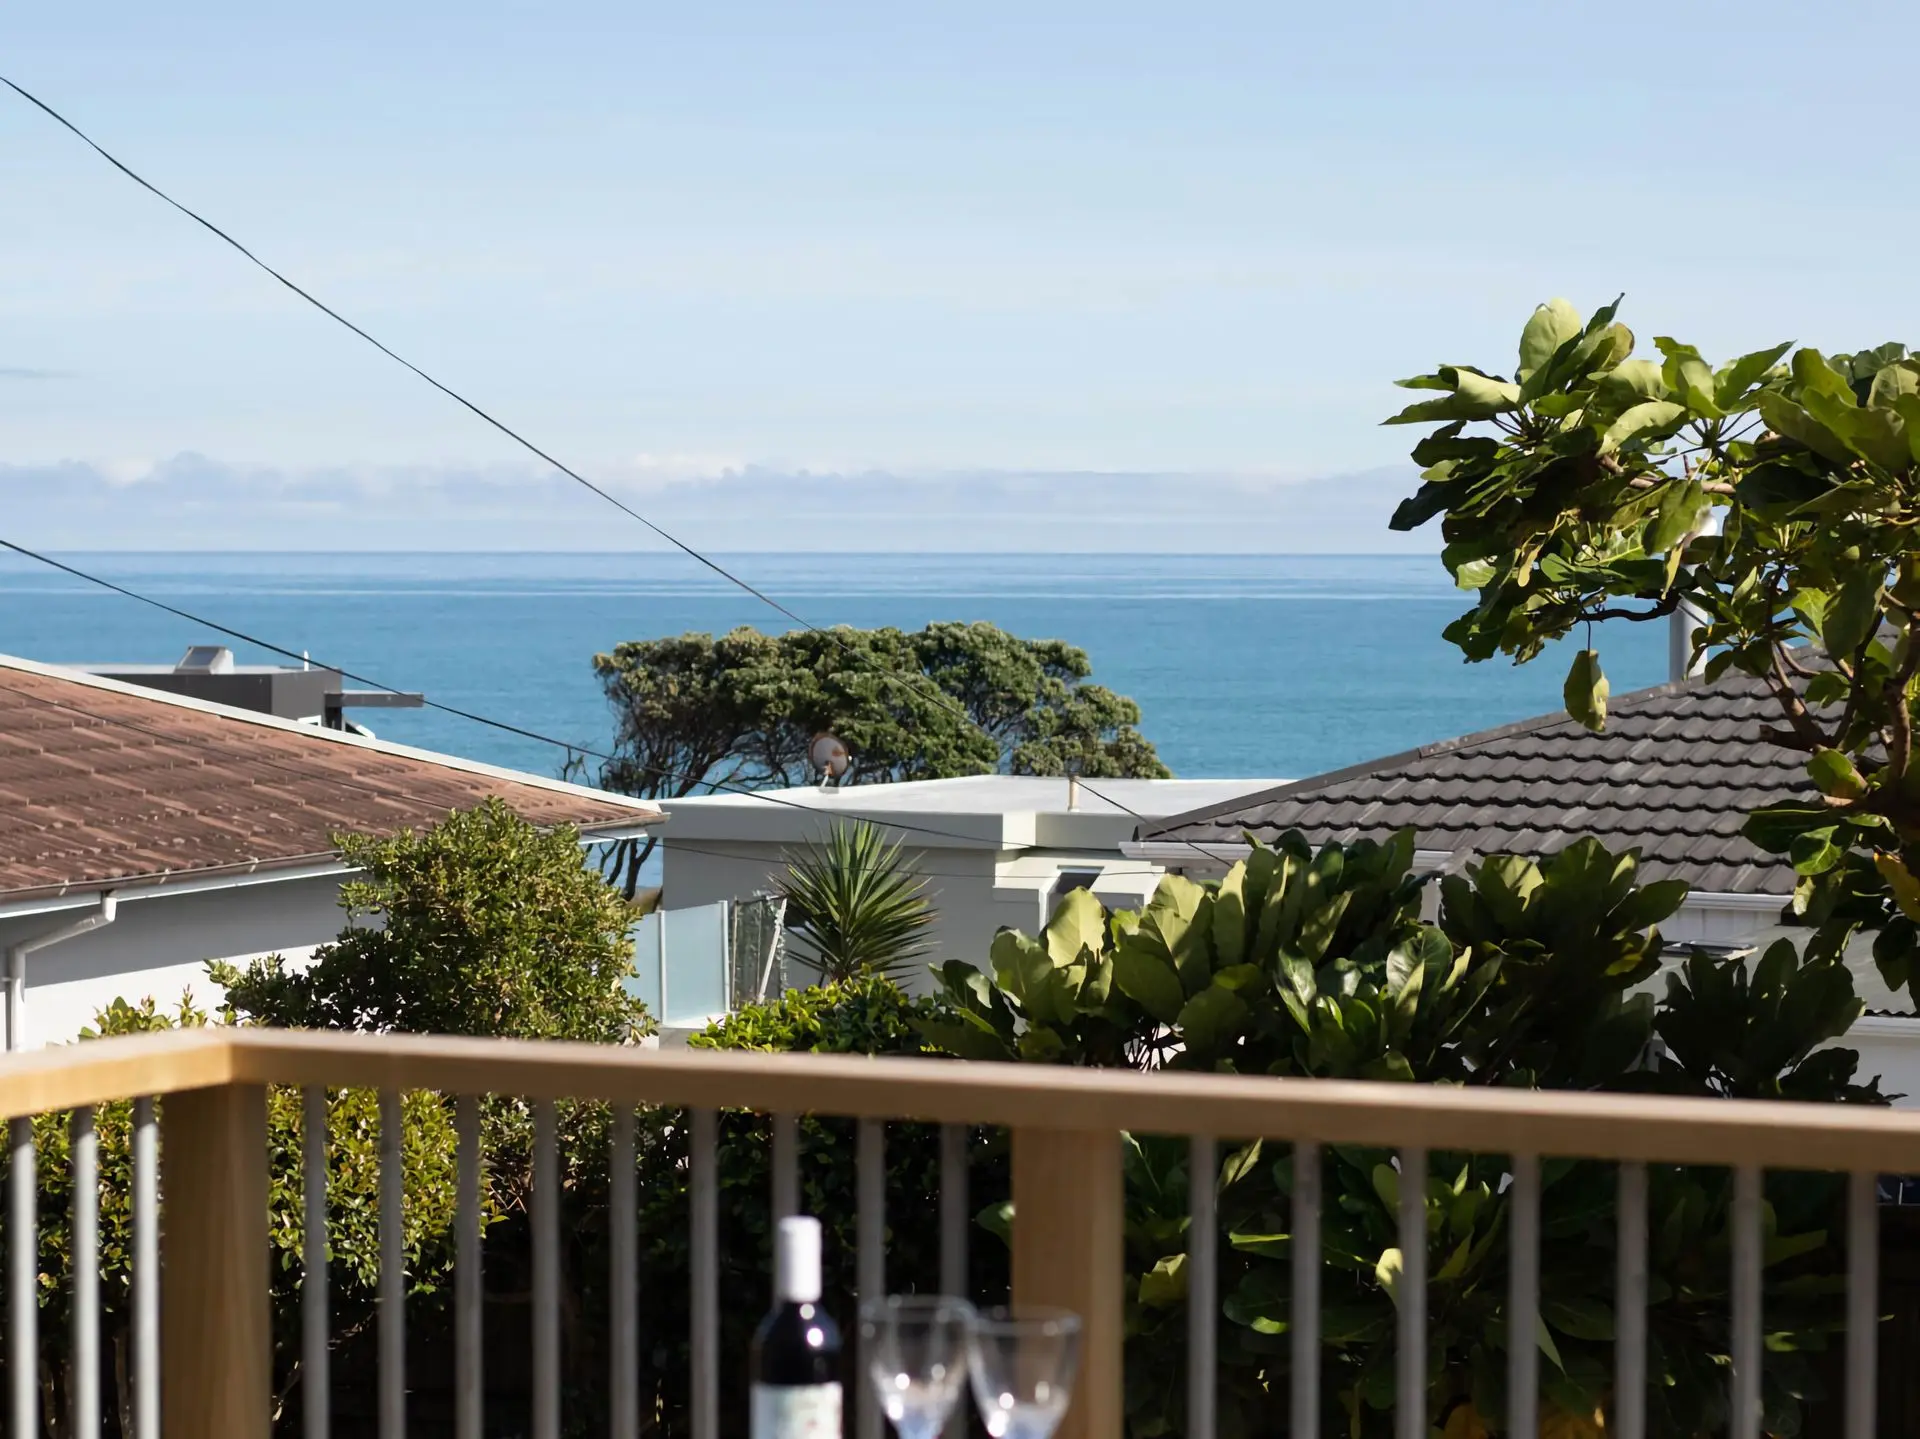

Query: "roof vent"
<box><xmin>175</xmin><ymin>645</ymin><xmax>235</xmax><ymax>675</ymax></box>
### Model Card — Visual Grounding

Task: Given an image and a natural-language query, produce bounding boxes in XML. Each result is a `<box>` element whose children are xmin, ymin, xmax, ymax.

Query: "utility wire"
<box><xmin>0</xmin><ymin>74</ymin><xmax>842</xmax><ymax>643</ymax></box>
<box><xmin>660</xmin><ymin>836</ymin><xmax>1180</xmax><ymax>885</ymax></box>
<box><xmin>0</xmin><ymin>538</ymin><xmax>1063</xmax><ymax>857</ymax></box>
<box><xmin>1</xmin><ymin>73</ymin><xmax>1238</xmax><ymax>869</ymax></box>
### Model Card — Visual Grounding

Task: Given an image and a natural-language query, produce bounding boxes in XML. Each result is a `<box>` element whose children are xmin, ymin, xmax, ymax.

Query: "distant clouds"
<box><xmin>0</xmin><ymin>454</ymin><xmax>1437</xmax><ymax>553</ymax></box>
<box><xmin>0</xmin><ymin>367</ymin><xmax>65</xmax><ymax>380</ymax></box>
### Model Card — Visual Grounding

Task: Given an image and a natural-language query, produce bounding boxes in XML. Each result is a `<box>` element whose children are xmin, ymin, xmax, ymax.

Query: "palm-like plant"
<box><xmin>778</xmin><ymin>821</ymin><xmax>934</xmax><ymax>985</ymax></box>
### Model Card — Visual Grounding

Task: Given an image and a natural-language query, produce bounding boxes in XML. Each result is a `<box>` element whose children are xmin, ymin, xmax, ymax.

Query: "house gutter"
<box><xmin>0</xmin><ymin>858</ymin><xmax>352</xmax><ymax>923</ymax></box>
<box><xmin>1121</xmin><ymin>840</ymin><xmax>1457</xmax><ymax>873</ymax></box>
<box><xmin>0</xmin><ymin>826</ymin><xmax>656</xmax><ymax>925</ymax></box>
<box><xmin>5</xmin><ymin>892</ymin><xmax>117</xmax><ymax>1052</ymax></box>
<box><xmin>1124</xmin><ymin>842</ymin><xmax>1797</xmax><ymax>911</ymax></box>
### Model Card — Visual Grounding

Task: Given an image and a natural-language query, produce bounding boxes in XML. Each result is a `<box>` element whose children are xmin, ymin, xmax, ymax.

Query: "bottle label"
<box><xmin>750</xmin><ymin>1382</ymin><xmax>842</xmax><ymax>1438</ymax></box>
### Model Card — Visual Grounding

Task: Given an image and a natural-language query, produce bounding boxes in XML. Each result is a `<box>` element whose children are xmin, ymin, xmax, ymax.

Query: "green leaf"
<box><xmin>1593</xmin><ymin>321</ymin><xmax>1635</xmax><ymax>369</ymax></box>
<box><xmin>1595</xmin><ymin>358</ymin><xmax>1668</xmax><ymax>407</ymax></box>
<box><xmin>1899</xmin><ymin>394</ymin><xmax>1920</xmax><ymax>462</ymax></box>
<box><xmin>1374</xmin><ymin>1246</ymin><xmax>1404</xmax><ymax>1304</ymax></box>
<box><xmin>1805</xmin><ymin>387</ymin><xmax>1913</xmax><ymax>470</ymax></box>
<box><xmin>1824</xmin><ymin>570</ymin><xmax>1882</xmax><ymax>659</ymax></box>
<box><xmin>1714</xmin><ymin>341</ymin><xmax>1793</xmax><ymax>408</ymax></box>
<box><xmin>1453</xmin><ymin>369</ymin><xmax>1523</xmax><ymax>415</ymax></box>
<box><xmin>1599</xmin><ymin>400</ymin><xmax>1687</xmax><ymax>454</ymax></box>
<box><xmin>1807</xmin><ymin>748</ymin><xmax>1868</xmax><ymax>801</ymax></box>
<box><xmin>976</xmin><ymin>1200</ymin><xmax>1014</xmax><ymax>1245</ymax></box>
<box><xmin>1743</xmin><ymin>805</ymin><xmax>1837</xmax><ymax>855</ymax></box>
<box><xmin>989</xmin><ymin>929</ymin><xmax>1050</xmax><ymax>1013</ymax></box>
<box><xmin>1535</xmin><ymin>1315</ymin><xmax>1566</xmax><ymax>1373</ymax></box>
<box><xmin>1765</xmin><ymin>1227</ymin><xmax>1829</xmax><ymax>1266</ymax></box>
<box><xmin>1382</xmin><ymin>369</ymin><xmax>1521</xmax><ymax>425</ymax></box>
<box><xmin>1212</xmin><ymin>862</ymin><xmax>1248</xmax><ymax>968</ymax></box>
<box><xmin>1220</xmin><ymin>1138</ymin><xmax>1264</xmax><ymax>1188</ymax></box>
<box><xmin>1017</xmin><ymin>1023</ymin><xmax>1067</xmax><ymax>1061</ymax></box>
<box><xmin>1177</xmin><ymin>983</ymin><xmax>1250</xmax><ymax>1056</ymax></box>
<box><xmin>1869</xmin><ymin>362</ymin><xmax>1920</xmax><ymax>409</ymax></box>
<box><xmin>1044</xmin><ymin>886</ymin><xmax>1107</xmax><ymax>969</ymax></box>
<box><xmin>1227</xmin><ymin>1230</ymin><xmax>1290</xmax><ymax>1258</ymax></box>
<box><xmin>916</xmin><ymin>1019</ymin><xmax>1015</xmax><ymax>1061</ymax></box>
<box><xmin>1453</xmin><ymin>557</ymin><xmax>1497</xmax><ymax>591</ymax></box>
<box><xmin>1792</xmin><ymin>347</ymin><xmax>1856</xmax><ymax>405</ymax></box>
<box><xmin>1111</xmin><ymin>942</ymin><xmax>1187</xmax><ymax>1025</ymax></box>
<box><xmin>1518</xmin><ymin>299</ymin><xmax>1583</xmax><ymax>378</ymax></box>
<box><xmin>1542</xmin><ymin>1294</ymin><xmax>1614</xmax><ymax>1341</ymax></box>
<box><xmin>1644</xmin><ymin>478</ymin><xmax>1707</xmax><ymax>557</ymax></box>
<box><xmin>1788</xmin><ymin>826</ymin><xmax>1845</xmax><ymax>876</ymax></box>
<box><xmin>1611</xmin><ymin>877</ymin><xmax>1690</xmax><ymax>931</ymax></box>
<box><xmin>1295</xmin><ymin>889</ymin><xmax>1353</xmax><ymax>964</ymax></box>
<box><xmin>1674</xmin><ymin>357</ymin><xmax>1723</xmax><ymax>417</ymax></box>
<box><xmin>1137</xmin><ymin>1252</ymin><xmax>1188</xmax><ymax>1308</ymax></box>
<box><xmin>1874</xmin><ymin>853</ymin><xmax>1920</xmax><ymax>923</ymax></box>
<box><xmin>1390</xmin><ymin>482</ymin><xmax>1453</xmax><ymax>531</ymax></box>
<box><xmin>1758</xmin><ymin>392</ymin><xmax>1855</xmax><ymax>465</ymax></box>
<box><xmin>1563</xmin><ymin>649</ymin><xmax>1609</xmax><ymax>732</ymax></box>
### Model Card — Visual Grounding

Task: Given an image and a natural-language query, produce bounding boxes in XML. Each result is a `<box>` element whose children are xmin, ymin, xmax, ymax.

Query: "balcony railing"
<box><xmin>3</xmin><ymin>1026</ymin><xmax>1917</xmax><ymax>1438</ymax></box>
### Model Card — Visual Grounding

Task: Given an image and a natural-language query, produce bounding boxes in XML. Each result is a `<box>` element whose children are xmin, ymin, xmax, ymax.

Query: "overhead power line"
<box><xmin>1</xmin><ymin>73</ymin><xmax>1238</xmax><ymax>870</ymax></box>
<box><xmin>0</xmin><ymin>74</ymin><xmax>837</xmax><ymax>640</ymax></box>
<box><xmin>0</xmin><ymin>539</ymin><xmax>1058</xmax><ymax>856</ymax></box>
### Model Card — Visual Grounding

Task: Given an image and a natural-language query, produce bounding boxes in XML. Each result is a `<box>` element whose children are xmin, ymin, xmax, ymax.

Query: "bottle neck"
<box><xmin>774</xmin><ymin>1217</ymin><xmax>822</xmax><ymax>1304</ymax></box>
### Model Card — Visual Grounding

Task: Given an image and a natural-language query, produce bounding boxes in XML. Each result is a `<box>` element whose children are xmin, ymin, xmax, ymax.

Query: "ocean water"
<box><xmin>0</xmin><ymin>552</ymin><xmax>1671</xmax><ymax>785</ymax></box>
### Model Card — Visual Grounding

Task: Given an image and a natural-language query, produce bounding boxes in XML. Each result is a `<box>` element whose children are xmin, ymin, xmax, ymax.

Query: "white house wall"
<box><xmin>666</xmin><ymin>841</ymin><xmax>1071</xmax><ymax>994</ymax></box>
<box><xmin>2</xmin><ymin>873</ymin><xmax>348</xmax><ymax>1047</ymax></box>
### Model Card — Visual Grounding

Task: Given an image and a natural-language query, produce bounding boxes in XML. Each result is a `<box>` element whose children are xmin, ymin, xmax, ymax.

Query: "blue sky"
<box><xmin>3</xmin><ymin>2</ymin><xmax>1917</xmax><ymax>549</ymax></box>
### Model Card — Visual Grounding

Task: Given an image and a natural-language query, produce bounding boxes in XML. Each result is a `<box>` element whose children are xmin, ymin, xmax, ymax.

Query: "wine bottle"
<box><xmin>751</xmin><ymin>1215</ymin><xmax>843</xmax><ymax>1438</ymax></box>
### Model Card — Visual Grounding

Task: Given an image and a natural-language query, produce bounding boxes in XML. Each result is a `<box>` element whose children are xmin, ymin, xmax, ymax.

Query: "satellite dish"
<box><xmin>808</xmin><ymin>733</ymin><xmax>852</xmax><ymax>785</ymax></box>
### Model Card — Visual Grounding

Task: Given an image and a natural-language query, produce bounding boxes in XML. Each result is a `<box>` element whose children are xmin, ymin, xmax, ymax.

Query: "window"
<box><xmin>1048</xmin><ymin>869</ymin><xmax>1104</xmax><ymax>905</ymax></box>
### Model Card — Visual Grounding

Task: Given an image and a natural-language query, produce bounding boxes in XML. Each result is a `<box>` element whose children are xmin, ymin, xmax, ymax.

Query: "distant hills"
<box><xmin>0</xmin><ymin>455</ymin><xmax>1437</xmax><ymax>553</ymax></box>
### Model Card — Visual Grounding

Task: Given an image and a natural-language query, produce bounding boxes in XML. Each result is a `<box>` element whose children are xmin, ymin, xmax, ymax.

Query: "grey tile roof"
<box><xmin>1138</xmin><ymin>669</ymin><xmax>1810</xmax><ymax>896</ymax></box>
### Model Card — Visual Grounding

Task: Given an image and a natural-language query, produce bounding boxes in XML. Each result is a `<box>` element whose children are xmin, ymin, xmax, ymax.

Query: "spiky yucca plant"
<box><xmin>779</xmin><ymin>821</ymin><xmax>934</xmax><ymax>984</ymax></box>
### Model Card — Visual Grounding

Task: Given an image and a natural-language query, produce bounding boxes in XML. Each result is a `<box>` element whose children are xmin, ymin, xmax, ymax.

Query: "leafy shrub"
<box><xmin>925</xmin><ymin>830</ymin><xmax>1881</xmax><ymax>1438</ymax></box>
<box><xmin>213</xmin><ymin>796</ymin><xmax>648</xmax><ymax>1043</ymax></box>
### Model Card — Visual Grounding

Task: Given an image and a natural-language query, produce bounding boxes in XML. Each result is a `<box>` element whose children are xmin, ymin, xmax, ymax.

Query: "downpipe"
<box><xmin>3</xmin><ymin>892</ymin><xmax>117</xmax><ymax>1052</ymax></box>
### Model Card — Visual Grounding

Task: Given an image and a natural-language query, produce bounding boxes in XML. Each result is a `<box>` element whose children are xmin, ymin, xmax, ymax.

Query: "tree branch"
<box><xmin>1767</xmin><ymin>643</ymin><xmax>1832</xmax><ymax>752</ymax></box>
<box><xmin>1625</xmin><ymin>475</ymin><xmax>1736</xmax><ymax>495</ymax></box>
<box><xmin>1880</xmin><ymin>630</ymin><xmax>1920</xmax><ymax>794</ymax></box>
<box><xmin>1588</xmin><ymin>595</ymin><xmax>1682</xmax><ymax>623</ymax></box>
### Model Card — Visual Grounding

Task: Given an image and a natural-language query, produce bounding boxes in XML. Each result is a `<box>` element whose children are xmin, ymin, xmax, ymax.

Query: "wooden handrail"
<box><xmin>2</xmin><ymin>1026</ymin><xmax>1916</xmax><ymax>1170</ymax></box>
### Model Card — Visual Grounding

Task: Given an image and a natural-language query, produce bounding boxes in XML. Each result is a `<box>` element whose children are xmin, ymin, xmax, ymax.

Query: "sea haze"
<box><xmin>0</xmin><ymin>552</ymin><xmax>1669</xmax><ymax>784</ymax></box>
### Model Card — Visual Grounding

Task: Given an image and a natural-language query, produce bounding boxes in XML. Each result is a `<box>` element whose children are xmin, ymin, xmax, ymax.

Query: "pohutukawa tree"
<box><xmin>584</xmin><ymin>622</ymin><xmax>1168</xmax><ymax>895</ymax></box>
<box><xmin>1385</xmin><ymin>298</ymin><xmax>1920</xmax><ymax>999</ymax></box>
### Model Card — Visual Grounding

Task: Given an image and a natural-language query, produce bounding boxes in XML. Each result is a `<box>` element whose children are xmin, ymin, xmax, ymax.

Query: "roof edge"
<box><xmin>0</xmin><ymin>853</ymin><xmax>348</xmax><ymax>910</ymax></box>
<box><xmin>0</xmin><ymin>653</ymin><xmax>661</xmax><ymax>820</ymax></box>
<box><xmin>0</xmin><ymin>817</ymin><xmax>658</xmax><ymax>911</ymax></box>
<box><xmin>1136</xmin><ymin>667</ymin><xmax>1771</xmax><ymax>842</ymax></box>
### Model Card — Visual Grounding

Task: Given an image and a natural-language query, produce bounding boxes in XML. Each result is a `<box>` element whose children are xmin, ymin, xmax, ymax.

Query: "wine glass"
<box><xmin>859</xmin><ymin>1294</ymin><xmax>976</xmax><ymax>1439</ymax></box>
<box><xmin>966</xmin><ymin>1306</ymin><xmax>1082</xmax><ymax>1439</ymax></box>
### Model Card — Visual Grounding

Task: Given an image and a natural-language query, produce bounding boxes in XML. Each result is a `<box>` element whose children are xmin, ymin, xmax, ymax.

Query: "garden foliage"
<box><xmin>925</xmin><ymin>830</ymin><xmax>1881</xmax><ymax>1437</ymax></box>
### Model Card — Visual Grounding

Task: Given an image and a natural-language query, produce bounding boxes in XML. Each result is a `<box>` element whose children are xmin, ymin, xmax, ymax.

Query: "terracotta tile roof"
<box><xmin>0</xmin><ymin>656</ymin><xmax>659</xmax><ymax>903</ymax></box>
<box><xmin>1137</xmin><ymin>668</ymin><xmax>1808</xmax><ymax>896</ymax></box>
